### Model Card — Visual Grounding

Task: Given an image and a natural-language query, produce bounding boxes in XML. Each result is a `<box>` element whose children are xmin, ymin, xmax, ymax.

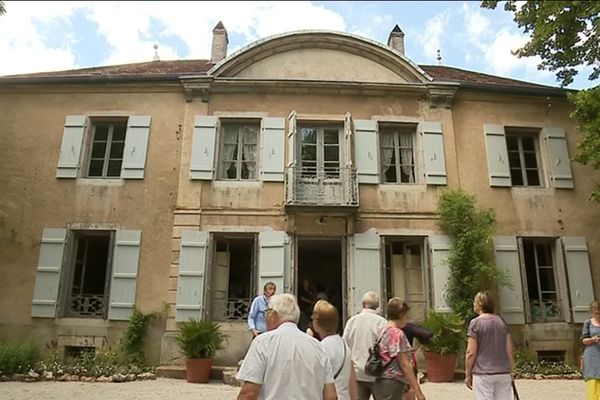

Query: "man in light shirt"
<box><xmin>236</xmin><ymin>293</ymin><xmax>337</xmax><ymax>400</ymax></box>
<box><xmin>342</xmin><ymin>291</ymin><xmax>388</xmax><ymax>400</ymax></box>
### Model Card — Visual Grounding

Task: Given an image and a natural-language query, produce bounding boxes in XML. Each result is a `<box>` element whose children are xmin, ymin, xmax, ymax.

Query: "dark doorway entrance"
<box><xmin>297</xmin><ymin>237</ymin><xmax>344</xmax><ymax>332</ymax></box>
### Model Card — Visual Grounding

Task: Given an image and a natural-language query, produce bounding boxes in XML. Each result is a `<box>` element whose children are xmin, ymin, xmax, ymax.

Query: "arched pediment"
<box><xmin>209</xmin><ymin>31</ymin><xmax>432</xmax><ymax>84</ymax></box>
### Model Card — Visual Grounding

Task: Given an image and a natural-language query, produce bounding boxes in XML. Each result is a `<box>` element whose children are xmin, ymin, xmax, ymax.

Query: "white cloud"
<box><xmin>414</xmin><ymin>12</ymin><xmax>450</xmax><ymax>62</ymax></box>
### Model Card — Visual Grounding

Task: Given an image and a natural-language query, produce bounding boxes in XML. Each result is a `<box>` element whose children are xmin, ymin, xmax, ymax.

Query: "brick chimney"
<box><xmin>387</xmin><ymin>24</ymin><xmax>405</xmax><ymax>56</ymax></box>
<box><xmin>211</xmin><ymin>21</ymin><xmax>228</xmax><ymax>63</ymax></box>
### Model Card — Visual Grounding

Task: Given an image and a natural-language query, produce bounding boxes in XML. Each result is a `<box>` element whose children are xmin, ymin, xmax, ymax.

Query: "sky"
<box><xmin>0</xmin><ymin>1</ymin><xmax>595</xmax><ymax>89</ymax></box>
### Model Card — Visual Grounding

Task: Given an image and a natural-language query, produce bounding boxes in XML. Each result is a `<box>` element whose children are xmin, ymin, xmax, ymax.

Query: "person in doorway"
<box><xmin>312</xmin><ymin>299</ymin><xmax>358</xmax><ymax>400</ymax></box>
<box><xmin>298</xmin><ymin>277</ymin><xmax>318</xmax><ymax>331</ymax></box>
<box><xmin>581</xmin><ymin>300</ymin><xmax>600</xmax><ymax>400</ymax></box>
<box><xmin>247</xmin><ymin>282</ymin><xmax>276</xmax><ymax>338</ymax></box>
<box><xmin>373</xmin><ymin>298</ymin><xmax>425</xmax><ymax>400</ymax></box>
<box><xmin>465</xmin><ymin>291</ymin><xmax>514</xmax><ymax>400</ymax></box>
<box><xmin>236</xmin><ymin>293</ymin><xmax>337</xmax><ymax>400</ymax></box>
<box><xmin>342</xmin><ymin>291</ymin><xmax>388</xmax><ymax>400</ymax></box>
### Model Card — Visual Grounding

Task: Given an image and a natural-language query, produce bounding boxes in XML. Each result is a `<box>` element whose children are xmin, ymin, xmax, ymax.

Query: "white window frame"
<box><xmin>297</xmin><ymin>124</ymin><xmax>342</xmax><ymax>180</ymax></box>
<box><xmin>217</xmin><ymin>120</ymin><xmax>260</xmax><ymax>181</ymax></box>
<box><xmin>85</xmin><ymin>119</ymin><xmax>128</xmax><ymax>178</ymax></box>
<box><xmin>505</xmin><ymin>128</ymin><xmax>544</xmax><ymax>187</ymax></box>
<box><xmin>379</xmin><ymin>124</ymin><xmax>419</xmax><ymax>184</ymax></box>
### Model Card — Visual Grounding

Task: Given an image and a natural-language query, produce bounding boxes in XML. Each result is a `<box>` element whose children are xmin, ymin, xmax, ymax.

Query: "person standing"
<box><xmin>237</xmin><ymin>293</ymin><xmax>337</xmax><ymax>400</ymax></box>
<box><xmin>465</xmin><ymin>291</ymin><xmax>514</xmax><ymax>400</ymax></box>
<box><xmin>373</xmin><ymin>298</ymin><xmax>425</xmax><ymax>400</ymax></box>
<box><xmin>312</xmin><ymin>299</ymin><xmax>358</xmax><ymax>400</ymax></box>
<box><xmin>247</xmin><ymin>282</ymin><xmax>276</xmax><ymax>338</ymax></box>
<box><xmin>581</xmin><ymin>300</ymin><xmax>600</xmax><ymax>400</ymax></box>
<box><xmin>343</xmin><ymin>291</ymin><xmax>388</xmax><ymax>400</ymax></box>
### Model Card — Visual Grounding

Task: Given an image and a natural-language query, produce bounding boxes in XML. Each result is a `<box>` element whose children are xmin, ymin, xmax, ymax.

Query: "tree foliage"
<box><xmin>0</xmin><ymin>2</ymin><xmax>5</xmax><ymax>16</ymax></box>
<box><xmin>437</xmin><ymin>189</ymin><xmax>505</xmax><ymax>322</ymax></box>
<box><xmin>482</xmin><ymin>1</ymin><xmax>600</xmax><ymax>201</ymax></box>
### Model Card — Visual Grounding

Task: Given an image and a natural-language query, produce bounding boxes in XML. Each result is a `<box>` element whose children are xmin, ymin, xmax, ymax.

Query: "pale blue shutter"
<box><xmin>56</xmin><ymin>115</ymin><xmax>87</xmax><ymax>178</ymax></box>
<box><xmin>176</xmin><ymin>231</ymin><xmax>208</xmax><ymax>321</ymax></box>
<box><xmin>544</xmin><ymin>128</ymin><xmax>574</xmax><ymax>189</ymax></box>
<box><xmin>121</xmin><ymin>116</ymin><xmax>151</xmax><ymax>179</ymax></box>
<box><xmin>350</xmin><ymin>229</ymin><xmax>381</xmax><ymax>316</ymax></box>
<box><xmin>260</xmin><ymin>117</ymin><xmax>285</xmax><ymax>182</ymax></box>
<box><xmin>429</xmin><ymin>235</ymin><xmax>452</xmax><ymax>313</ymax></box>
<box><xmin>31</xmin><ymin>228</ymin><xmax>66</xmax><ymax>318</ymax></box>
<box><xmin>483</xmin><ymin>124</ymin><xmax>511</xmax><ymax>187</ymax></box>
<box><xmin>190</xmin><ymin>116</ymin><xmax>218</xmax><ymax>180</ymax></box>
<box><xmin>420</xmin><ymin>122</ymin><xmax>447</xmax><ymax>185</ymax></box>
<box><xmin>258</xmin><ymin>231</ymin><xmax>288</xmax><ymax>295</ymax></box>
<box><xmin>353</xmin><ymin>120</ymin><xmax>379</xmax><ymax>184</ymax></box>
<box><xmin>563</xmin><ymin>237</ymin><xmax>594</xmax><ymax>323</ymax></box>
<box><xmin>108</xmin><ymin>230</ymin><xmax>141</xmax><ymax>320</ymax></box>
<box><xmin>494</xmin><ymin>236</ymin><xmax>525</xmax><ymax>324</ymax></box>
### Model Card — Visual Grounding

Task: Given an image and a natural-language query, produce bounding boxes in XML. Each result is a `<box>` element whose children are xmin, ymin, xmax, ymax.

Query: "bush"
<box><xmin>175</xmin><ymin>319</ymin><xmax>227</xmax><ymax>359</ymax></box>
<box><xmin>119</xmin><ymin>308</ymin><xmax>155</xmax><ymax>364</ymax></box>
<box><xmin>0</xmin><ymin>341</ymin><xmax>39</xmax><ymax>375</ymax></box>
<box><xmin>514</xmin><ymin>348</ymin><xmax>581</xmax><ymax>377</ymax></box>
<box><xmin>421</xmin><ymin>310</ymin><xmax>465</xmax><ymax>355</ymax></box>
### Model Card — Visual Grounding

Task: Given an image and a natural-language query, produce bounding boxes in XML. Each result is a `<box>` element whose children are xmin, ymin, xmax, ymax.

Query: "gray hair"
<box><xmin>268</xmin><ymin>293</ymin><xmax>300</xmax><ymax>324</ymax></box>
<box><xmin>362</xmin><ymin>291</ymin><xmax>380</xmax><ymax>310</ymax></box>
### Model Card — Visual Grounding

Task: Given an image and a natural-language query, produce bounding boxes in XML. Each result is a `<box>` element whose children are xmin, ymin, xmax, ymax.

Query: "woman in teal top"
<box><xmin>581</xmin><ymin>301</ymin><xmax>600</xmax><ymax>400</ymax></box>
<box><xmin>247</xmin><ymin>282</ymin><xmax>276</xmax><ymax>337</ymax></box>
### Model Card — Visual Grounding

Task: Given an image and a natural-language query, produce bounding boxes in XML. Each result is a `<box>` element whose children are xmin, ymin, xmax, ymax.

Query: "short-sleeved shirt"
<box><xmin>581</xmin><ymin>319</ymin><xmax>600</xmax><ymax>380</ymax></box>
<box><xmin>236</xmin><ymin>322</ymin><xmax>334</xmax><ymax>400</ymax></box>
<box><xmin>467</xmin><ymin>315</ymin><xmax>511</xmax><ymax>375</ymax></box>
<box><xmin>321</xmin><ymin>334</ymin><xmax>353</xmax><ymax>400</ymax></box>
<box><xmin>378</xmin><ymin>325</ymin><xmax>412</xmax><ymax>381</ymax></box>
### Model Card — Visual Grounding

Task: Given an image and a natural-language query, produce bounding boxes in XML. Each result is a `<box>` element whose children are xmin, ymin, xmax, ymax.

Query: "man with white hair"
<box><xmin>342</xmin><ymin>291</ymin><xmax>388</xmax><ymax>400</ymax></box>
<box><xmin>236</xmin><ymin>293</ymin><xmax>337</xmax><ymax>400</ymax></box>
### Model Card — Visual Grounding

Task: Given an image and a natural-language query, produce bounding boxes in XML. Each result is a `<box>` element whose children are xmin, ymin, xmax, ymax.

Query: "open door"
<box><xmin>211</xmin><ymin>246</ymin><xmax>230</xmax><ymax>320</ymax></box>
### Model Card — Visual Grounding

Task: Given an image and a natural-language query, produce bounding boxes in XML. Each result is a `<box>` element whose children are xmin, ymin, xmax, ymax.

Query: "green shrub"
<box><xmin>421</xmin><ymin>310</ymin><xmax>466</xmax><ymax>355</ymax></box>
<box><xmin>514</xmin><ymin>348</ymin><xmax>581</xmax><ymax>377</ymax></box>
<box><xmin>175</xmin><ymin>319</ymin><xmax>227</xmax><ymax>359</ymax></box>
<box><xmin>119</xmin><ymin>308</ymin><xmax>154</xmax><ymax>364</ymax></box>
<box><xmin>0</xmin><ymin>341</ymin><xmax>39</xmax><ymax>375</ymax></box>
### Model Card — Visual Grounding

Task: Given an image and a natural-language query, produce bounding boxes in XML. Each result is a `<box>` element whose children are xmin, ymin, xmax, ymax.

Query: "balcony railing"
<box><xmin>69</xmin><ymin>294</ymin><xmax>106</xmax><ymax>318</ymax></box>
<box><xmin>285</xmin><ymin>166</ymin><xmax>358</xmax><ymax>208</ymax></box>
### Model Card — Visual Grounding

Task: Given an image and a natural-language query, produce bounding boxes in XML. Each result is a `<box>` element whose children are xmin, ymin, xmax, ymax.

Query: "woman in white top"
<box><xmin>312</xmin><ymin>299</ymin><xmax>358</xmax><ymax>400</ymax></box>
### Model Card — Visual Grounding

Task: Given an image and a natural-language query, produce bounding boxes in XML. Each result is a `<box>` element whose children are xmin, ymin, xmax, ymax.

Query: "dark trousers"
<box><xmin>357</xmin><ymin>380</ymin><xmax>376</xmax><ymax>400</ymax></box>
<box><xmin>372</xmin><ymin>378</ymin><xmax>406</xmax><ymax>400</ymax></box>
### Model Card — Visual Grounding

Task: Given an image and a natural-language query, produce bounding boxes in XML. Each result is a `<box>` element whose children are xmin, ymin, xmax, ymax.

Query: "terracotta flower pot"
<box><xmin>186</xmin><ymin>358</ymin><xmax>213</xmax><ymax>383</ymax></box>
<box><xmin>424</xmin><ymin>351</ymin><xmax>457</xmax><ymax>383</ymax></box>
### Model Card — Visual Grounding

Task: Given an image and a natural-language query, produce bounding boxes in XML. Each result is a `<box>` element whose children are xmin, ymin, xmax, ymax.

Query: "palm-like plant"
<box><xmin>175</xmin><ymin>319</ymin><xmax>227</xmax><ymax>359</ymax></box>
<box><xmin>421</xmin><ymin>310</ymin><xmax>465</xmax><ymax>355</ymax></box>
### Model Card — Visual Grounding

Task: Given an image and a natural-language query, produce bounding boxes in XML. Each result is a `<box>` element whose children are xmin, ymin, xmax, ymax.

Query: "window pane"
<box><xmin>107</xmin><ymin>160</ymin><xmax>122</xmax><ymax>177</ymax></box>
<box><xmin>506</xmin><ymin>136</ymin><xmax>518</xmax><ymax>151</ymax></box>
<box><xmin>242</xmin><ymin>126</ymin><xmax>258</xmax><ymax>144</ymax></box>
<box><xmin>242</xmin><ymin>145</ymin><xmax>256</xmax><ymax>161</ymax></box>
<box><xmin>522</xmin><ymin>136</ymin><xmax>535</xmax><ymax>151</ymax></box>
<box><xmin>223</xmin><ymin>144</ymin><xmax>238</xmax><ymax>161</ymax></box>
<box><xmin>91</xmin><ymin>142</ymin><xmax>107</xmax><ymax>158</ymax></box>
<box><xmin>242</xmin><ymin>162</ymin><xmax>256</xmax><ymax>179</ymax></box>
<box><xmin>535</xmin><ymin>243</ymin><xmax>552</xmax><ymax>266</ymax></box>
<box><xmin>323</xmin><ymin>129</ymin><xmax>339</xmax><ymax>144</ymax></box>
<box><xmin>225</xmin><ymin>162</ymin><xmax>237</xmax><ymax>179</ymax></box>
<box><xmin>400</xmin><ymin>166</ymin><xmax>415</xmax><ymax>183</ymax></box>
<box><xmin>324</xmin><ymin>146</ymin><xmax>339</xmax><ymax>162</ymax></box>
<box><xmin>94</xmin><ymin>125</ymin><xmax>109</xmax><ymax>141</ymax></box>
<box><xmin>223</xmin><ymin>126</ymin><xmax>239</xmax><ymax>144</ymax></box>
<box><xmin>301</xmin><ymin>128</ymin><xmax>316</xmax><ymax>144</ymax></box>
<box><xmin>301</xmin><ymin>145</ymin><xmax>316</xmax><ymax>161</ymax></box>
<box><xmin>109</xmin><ymin>142</ymin><xmax>124</xmax><ymax>158</ymax></box>
<box><xmin>508</xmin><ymin>151</ymin><xmax>522</xmax><ymax>168</ymax></box>
<box><xmin>384</xmin><ymin>165</ymin><xmax>397</xmax><ymax>183</ymax></box>
<box><xmin>112</xmin><ymin>124</ymin><xmax>127</xmax><ymax>141</ymax></box>
<box><xmin>523</xmin><ymin>241</ymin><xmax>539</xmax><ymax>300</ymax></box>
<box><xmin>526</xmin><ymin>169</ymin><xmax>540</xmax><ymax>186</ymax></box>
<box><xmin>524</xmin><ymin>151</ymin><xmax>538</xmax><ymax>168</ymax></box>
<box><xmin>510</xmin><ymin>168</ymin><xmax>524</xmax><ymax>186</ymax></box>
<box><xmin>88</xmin><ymin>160</ymin><xmax>104</xmax><ymax>177</ymax></box>
<box><xmin>538</xmin><ymin>268</ymin><xmax>557</xmax><ymax>292</ymax></box>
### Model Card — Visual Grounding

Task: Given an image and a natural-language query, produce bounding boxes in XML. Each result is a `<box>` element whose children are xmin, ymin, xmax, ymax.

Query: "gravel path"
<box><xmin>0</xmin><ymin>378</ymin><xmax>584</xmax><ymax>400</ymax></box>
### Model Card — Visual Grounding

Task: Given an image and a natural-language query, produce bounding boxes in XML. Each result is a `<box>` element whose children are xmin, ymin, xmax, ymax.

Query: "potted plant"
<box><xmin>421</xmin><ymin>310</ymin><xmax>465</xmax><ymax>382</ymax></box>
<box><xmin>175</xmin><ymin>319</ymin><xmax>227</xmax><ymax>383</ymax></box>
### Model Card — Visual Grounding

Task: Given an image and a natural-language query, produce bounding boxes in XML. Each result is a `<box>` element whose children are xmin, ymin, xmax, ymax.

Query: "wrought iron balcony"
<box><xmin>285</xmin><ymin>166</ymin><xmax>359</xmax><ymax>210</ymax></box>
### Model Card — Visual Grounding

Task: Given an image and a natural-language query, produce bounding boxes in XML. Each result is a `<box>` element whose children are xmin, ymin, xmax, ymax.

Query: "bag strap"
<box><xmin>334</xmin><ymin>341</ymin><xmax>347</xmax><ymax>379</ymax></box>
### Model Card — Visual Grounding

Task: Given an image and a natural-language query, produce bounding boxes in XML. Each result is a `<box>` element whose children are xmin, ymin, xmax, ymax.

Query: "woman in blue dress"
<box><xmin>581</xmin><ymin>300</ymin><xmax>600</xmax><ymax>400</ymax></box>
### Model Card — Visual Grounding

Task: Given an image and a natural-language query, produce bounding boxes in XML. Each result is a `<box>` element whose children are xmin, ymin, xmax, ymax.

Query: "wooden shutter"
<box><xmin>31</xmin><ymin>228</ymin><xmax>66</xmax><ymax>318</ymax></box>
<box><xmin>286</xmin><ymin>112</ymin><xmax>297</xmax><ymax>203</ymax></box>
<box><xmin>350</xmin><ymin>229</ymin><xmax>381</xmax><ymax>316</ymax></box>
<box><xmin>121</xmin><ymin>115</ymin><xmax>151</xmax><ymax>179</ymax></box>
<box><xmin>420</xmin><ymin>121</ymin><xmax>447</xmax><ymax>185</ymax></box>
<box><xmin>353</xmin><ymin>119</ymin><xmax>379</xmax><ymax>184</ymax></box>
<box><xmin>108</xmin><ymin>230</ymin><xmax>141</xmax><ymax>320</ymax></box>
<box><xmin>260</xmin><ymin>117</ymin><xmax>285</xmax><ymax>182</ymax></box>
<box><xmin>563</xmin><ymin>236</ymin><xmax>594</xmax><ymax>323</ymax></box>
<box><xmin>494</xmin><ymin>236</ymin><xmax>525</xmax><ymax>324</ymax></box>
<box><xmin>258</xmin><ymin>231</ymin><xmax>288</xmax><ymax>296</ymax></box>
<box><xmin>544</xmin><ymin>127</ymin><xmax>574</xmax><ymax>189</ymax></box>
<box><xmin>190</xmin><ymin>116</ymin><xmax>218</xmax><ymax>180</ymax></box>
<box><xmin>429</xmin><ymin>235</ymin><xmax>452</xmax><ymax>313</ymax></box>
<box><xmin>176</xmin><ymin>231</ymin><xmax>208</xmax><ymax>321</ymax></box>
<box><xmin>483</xmin><ymin>124</ymin><xmax>511</xmax><ymax>187</ymax></box>
<box><xmin>56</xmin><ymin>115</ymin><xmax>87</xmax><ymax>178</ymax></box>
<box><xmin>344</xmin><ymin>113</ymin><xmax>353</xmax><ymax>169</ymax></box>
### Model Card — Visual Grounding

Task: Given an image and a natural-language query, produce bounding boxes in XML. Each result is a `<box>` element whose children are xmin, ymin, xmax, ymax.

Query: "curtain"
<box><xmin>399</xmin><ymin>133</ymin><xmax>415</xmax><ymax>183</ymax></box>
<box><xmin>241</xmin><ymin>126</ymin><xmax>258</xmax><ymax>179</ymax></box>
<box><xmin>222</xmin><ymin>126</ymin><xmax>239</xmax><ymax>178</ymax></box>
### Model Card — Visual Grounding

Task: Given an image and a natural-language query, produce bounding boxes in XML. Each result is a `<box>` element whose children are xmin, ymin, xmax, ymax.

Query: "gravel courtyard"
<box><xmin>0</xmin><ymin>378</ymin><xmax>584</xmax><ymax>400</ymax></box>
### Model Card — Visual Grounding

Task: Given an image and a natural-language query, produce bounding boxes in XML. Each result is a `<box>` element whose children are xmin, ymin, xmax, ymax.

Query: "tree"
<box><xmin>482</xmin><ymin>1</ymin><xmax>600</xmax><ymax>201</ymax></box>
<box><xmin>0</xmin><ymin>2</ymin><xmax>5</xmax><ymax>16</ymax></box>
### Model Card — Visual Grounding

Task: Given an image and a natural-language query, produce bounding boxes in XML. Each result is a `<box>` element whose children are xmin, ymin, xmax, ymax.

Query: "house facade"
<box><xmin>1</xmin><ymin>23</ymin><xmax>598</xmax><ymax>366</ymax></box>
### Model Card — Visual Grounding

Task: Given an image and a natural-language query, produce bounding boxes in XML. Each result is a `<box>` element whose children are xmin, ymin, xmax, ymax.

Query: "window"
<box><xmin>299</xmin><ymin>125</ymin><xmax>341</xmax><ymax>179</ymax></box>
<box><xmin>63</xmin><ymin>231</ymin><xmax>113</xmax><ymax>318</ymax></box>
<box><xmin>86</xmin><ymin>120</ymin><xmax>127</xmax><ymax>178</ymax></box>
<box><xmin>505</xmin><ymin>128</ymin><xmax>543</xmax><ymax>186</ymax></box>
<box><xmin>380</xmin><ymin>124</ymin><xmax>417</xmax><ymax>183</ymax></box>
<box><xmin>218</xmin><ymin>121</ymin><xmax>259</xmax><ymax>180</ymax></box>
<box><xmin>521</xmin><ymin>238</ymin><xmax>562</xmax><ymax>323</ymax></box>
<box><xmin>210</xmin><ymin>235</ymin><xmax>256</xmax><ymax>321</ymax></box>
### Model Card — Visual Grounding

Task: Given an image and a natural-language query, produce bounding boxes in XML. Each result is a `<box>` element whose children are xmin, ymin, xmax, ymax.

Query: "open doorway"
<box><xmin>296</xmin><ymin>237</ymin><xmax>344</xmax><ymax>332</ymax></box>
